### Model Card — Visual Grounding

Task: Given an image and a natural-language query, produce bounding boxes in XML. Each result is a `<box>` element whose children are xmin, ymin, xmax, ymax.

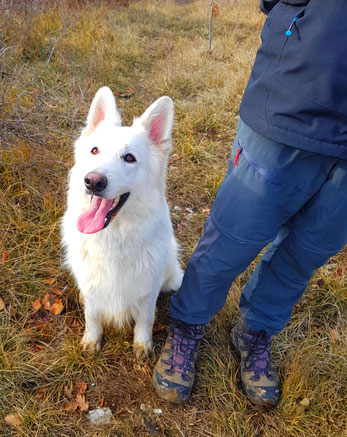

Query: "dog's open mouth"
<box><xmin>77</xmin><ymin>192</ymin><xmax>130</xmax><ymax>234</ymax></box>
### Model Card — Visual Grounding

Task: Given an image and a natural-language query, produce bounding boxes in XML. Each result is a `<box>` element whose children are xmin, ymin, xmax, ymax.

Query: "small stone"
<box><xmin>153</xmin><ymin>409</ymin><xmax>162</xmax><ymax>414</ymax></box>
<box><xmin>300</xmin><ymin>397</ymin><xmax>310</xmax><ymax>407</ymax></box>
<box><xmin>173</xmin><ymin>205</ymin><xmax>181</xmax><ymax>211</ymax></box>
<box><xmin>88</xmin><ymin>407</ymin><xmax>112</xmax><ymax>425</ymax></box>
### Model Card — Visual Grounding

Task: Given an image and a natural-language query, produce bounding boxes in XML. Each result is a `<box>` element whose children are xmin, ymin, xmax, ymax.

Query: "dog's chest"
<box><xmin>75</xmin><ymin>227</ymin><xmax>166</xmax><ymax>297</ymax></box>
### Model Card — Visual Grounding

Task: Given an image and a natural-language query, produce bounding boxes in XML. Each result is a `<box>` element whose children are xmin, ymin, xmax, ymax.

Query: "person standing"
<box><xmin>152</xmin><ymin>0</ymin><xmax>347</xmax><ymax>408</ymax></box>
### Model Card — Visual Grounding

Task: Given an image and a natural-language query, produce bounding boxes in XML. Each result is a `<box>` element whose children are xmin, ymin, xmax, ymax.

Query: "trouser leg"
<box><xmin>240</xmin><ymin>159</ymin><xmax>347</xmax><ymax>334</ymax></box>
<box><xmin>170</xmin><ymin>216</ymin><xmax>269</xmax><ymax>324</ymax></box>
<box><xmin>171</xmin><ymin>120</ymin><xmax>338</xmax><ymax>324</ymax></box>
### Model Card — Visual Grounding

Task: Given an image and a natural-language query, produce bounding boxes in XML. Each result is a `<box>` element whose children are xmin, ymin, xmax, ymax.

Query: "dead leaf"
<box><xmin>202</xmin><ymin>208</ymin><xmax>210</xmax><ymax>214</ymax></box>
<box><xmin>36</xmin><ymin>388</ymin><xmax>46</xmax><ymax>399</ymax></box>
<box><xmin>32</xmin><ymin>343</ymin><xmax>45</xmax><ymax>351</ymax></box>
<box><xmin>329</xmin><ymin>328</ymin><xmax>340</xmax><ymax>344</ymax></box>
<box><xmin>64</xmin><ymin>403</ymin><xmax>72</xmax><ymax>412</ymax></box>
<box><xmin>317</xmin><ymin>278</ymin><xmax>325</xmax><ymax>288</ymax></box>
<box><xmin>0</xmin><ymin>297</ymin><xmax>5</xmax><ymax>311</ymax></box>
<box><xmin>100</xmin><ymin>395</ymin><xmax>104</xmax><ymax>407</ymax></box>
<box><xmin>32</xmin><ymin>297</ymin><xmax>42</xmax><ymax>311</ymax></box>
<box><xmin>42</xmin><ymin>278</ymin><xmax>57</xmax><ymax>285</ymax></box>
<box><xmin>176</xmin><ymin>224</ymin><xmax>183</xmax><ymax>233</ymax></box>
<box><xmin>5</xmin><ymin>414</ymin><xmax>23</xmax><ymax>428</ymax></box>
<box><xmin>2</xmin><ymin>250</ymin><xmax>8</xmax><ymax>264</ymax></box>
<box><xmin>76</xmin><ymin>382</ymin><xmax>87</xmax><ymax>395</ymax></box>
<box><xmin>51</xmin><ymin>287</ymin><xmax>63</xmax><ymax>296</ymax></box>
<box><xmin>75</xmin><ymin>394</ymin><xmax>89</xmax><ymax>411</ymax></box>
<box><xmin>64</xmin><ymin>401</ymin><xmax>78</xmax><ymax>412</ymax></box>
<box><xmin>51</xmin><ymin>298</ymin><xmax>63</xmax><ymax>315</ymax></box>
<box><xmin>212</xmin><ymin>2</ymin><xmax>220</xmax><ymax>18</ymax></box>
<box><xmin>42</xmin><ymin>294</ymin><xmax>51</xmax><ymax>311</ymax></box>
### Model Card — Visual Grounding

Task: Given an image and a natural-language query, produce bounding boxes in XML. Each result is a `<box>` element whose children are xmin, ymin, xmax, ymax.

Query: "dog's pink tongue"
<box><xmin>77</xmin><ymin>196</ymin><xmax>114</xmax><ymax>234</ymax></box>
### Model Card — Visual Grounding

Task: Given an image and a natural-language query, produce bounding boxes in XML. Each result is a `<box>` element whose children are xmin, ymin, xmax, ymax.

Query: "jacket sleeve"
<box><xmin>260</xmin><ymin>0</ymin><xmax>310</xmax><ymax>15</ymax></box>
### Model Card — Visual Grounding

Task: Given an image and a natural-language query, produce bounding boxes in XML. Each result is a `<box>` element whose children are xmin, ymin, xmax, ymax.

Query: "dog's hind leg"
<box><xmin>81</xmin><ymin>301</ymin><xmax>103</xmax><ymax>352</ymax></box>
<box><xmin>161</xmin><ymin>260</ymin><xmax>183</xmax><ymax>292</ymax></box>
<box><xmin>132</xmin><ymin>291</ymin><xmax>159</xmax><ymax>359</ymax></box>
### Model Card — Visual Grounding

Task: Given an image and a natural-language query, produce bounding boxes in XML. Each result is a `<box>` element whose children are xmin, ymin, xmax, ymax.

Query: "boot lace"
<box><xmin>241</xmin><ymin>328</ymin><xmax>274</xmax><ymax>381</ymax></box>
<box><xmin>162</xmin><ymin>319</ymin><xmax>204</xmax><ymax>382</ymax></box>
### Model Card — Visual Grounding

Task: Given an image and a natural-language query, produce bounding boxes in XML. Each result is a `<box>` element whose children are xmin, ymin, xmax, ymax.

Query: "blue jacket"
<box><xmin>239</xmin><ymin>0</ymin><xmax>347</xmax><ymax>159</ymax></box>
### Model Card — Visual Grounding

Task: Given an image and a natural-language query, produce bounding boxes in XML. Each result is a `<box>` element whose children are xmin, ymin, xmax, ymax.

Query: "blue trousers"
<box><xmin>171</xmin><ymin>120</ymin><xmax>347</xmax><ymax>334</ymax></box>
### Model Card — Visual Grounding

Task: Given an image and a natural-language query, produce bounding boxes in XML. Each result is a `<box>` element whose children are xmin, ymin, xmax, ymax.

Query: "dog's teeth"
<box><xmin>112</xmin><ymin>197</ymin><xmax>120</xmax><ymax>208</ymax></box>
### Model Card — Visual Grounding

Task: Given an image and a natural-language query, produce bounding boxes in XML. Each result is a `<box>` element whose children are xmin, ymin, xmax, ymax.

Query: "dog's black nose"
<box><xmin>84</xmin><ymin>172</ymin><xmax>108</xmax><ymax>193</ymax></box>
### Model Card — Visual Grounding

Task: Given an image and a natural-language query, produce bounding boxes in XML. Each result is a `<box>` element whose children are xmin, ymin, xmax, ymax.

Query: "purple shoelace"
<box><xmin>163</xmin><ymin>319</ymin><xmax>204</xmax><ymax>382</ymax></box>
<box><xmin>240</xmin><ymin>327</ymin><xmax>274</xmax><ymax>381</ymax></box>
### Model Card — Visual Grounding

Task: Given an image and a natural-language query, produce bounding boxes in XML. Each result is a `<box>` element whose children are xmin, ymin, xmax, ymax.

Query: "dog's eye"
<box><xmin>123</xmin><ymin>153</ymin><xmax>136</xmax><ymax>163</ymax></box>
<box><xmin>91</xmin><ymin>147</ymin><xmax>99</xmax><ymax>155</ymax></box>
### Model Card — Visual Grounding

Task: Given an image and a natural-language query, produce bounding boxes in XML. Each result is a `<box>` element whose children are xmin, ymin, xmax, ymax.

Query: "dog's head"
<box><xmin>71</xmin><ymin>86</ymin><xmax>174</xmax><ymax>234</ymax></box>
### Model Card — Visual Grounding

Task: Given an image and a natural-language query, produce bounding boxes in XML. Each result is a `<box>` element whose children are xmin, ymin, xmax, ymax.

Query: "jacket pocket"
<box><xmin>274</xmin><ymin>5</ymin><xmax>307</xmax><ymax>67</ymax></box>
<box><xmin>272</xmin><ymin>1</ymin><xmax>347</xmax><ymax>114</ymax></box>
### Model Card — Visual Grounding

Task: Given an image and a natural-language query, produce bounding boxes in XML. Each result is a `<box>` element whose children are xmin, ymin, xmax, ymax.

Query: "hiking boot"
<box><xmin>231</xmin><ymin>320</ymin><xmax>280</xmax><ymax>408</ymax></box>
<box><xmin>153</xmin><ymin>319</ymin><xmax>204</xmax><ymax>403</ymax></box>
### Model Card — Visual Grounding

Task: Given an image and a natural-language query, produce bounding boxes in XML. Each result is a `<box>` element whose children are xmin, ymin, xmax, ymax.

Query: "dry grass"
<box><xmin>0</xmin><ymin>1</ymin><xmax>346</xmax><ymax>436</ymax></box>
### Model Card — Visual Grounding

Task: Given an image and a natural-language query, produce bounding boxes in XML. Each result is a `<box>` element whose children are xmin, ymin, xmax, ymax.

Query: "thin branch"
<box><xmin>46</xmin><ymin>34</ymin><xmax>63</xmax><ymax>65</ymax></box>
<box><xmin>208</xmin><ymin>0</ymin><xmax>213</xmax><ymax>53</ymax></box>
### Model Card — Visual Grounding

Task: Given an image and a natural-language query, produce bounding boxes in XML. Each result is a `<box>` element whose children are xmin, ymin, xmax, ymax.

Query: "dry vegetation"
<box><xmin>0</xmin><ymin>0</ymin><xmax>346</xmax><ymax>436</ymax></box>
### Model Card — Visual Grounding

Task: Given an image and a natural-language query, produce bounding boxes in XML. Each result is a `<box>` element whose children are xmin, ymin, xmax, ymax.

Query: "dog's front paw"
<box><xmin>133</xmin><ymin>340</ymin><xmax>152</xmax><ymax>360</ymax></box>
<box><xmin>81</xmin><ymin>333</ymin><xmax>102</xmax><ymax>352</ymax></box>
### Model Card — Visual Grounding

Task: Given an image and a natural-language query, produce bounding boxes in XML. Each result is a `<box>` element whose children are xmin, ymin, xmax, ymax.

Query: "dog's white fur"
<box><xmin>62</xmin><ymin>87</ymin><xmax>183</xmax><ymax>356</ymax></box>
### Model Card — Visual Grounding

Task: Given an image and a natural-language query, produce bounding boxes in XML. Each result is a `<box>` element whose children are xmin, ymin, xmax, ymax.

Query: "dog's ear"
<box><xmin>83</xmin><ymin>87</ymin><xmax>121</xmax><ymax>135</ymax></box>
<box><xmin>139</xmin><ymin>96</ymin><xmax>174</xmax><ymax>150</ymax></box>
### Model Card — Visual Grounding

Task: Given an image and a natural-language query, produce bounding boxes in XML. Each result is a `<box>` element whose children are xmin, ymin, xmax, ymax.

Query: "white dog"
<box><xmin>62</xmin><ymin>87</ymin><xmax>183</xmax><ymax>357</ymax></box>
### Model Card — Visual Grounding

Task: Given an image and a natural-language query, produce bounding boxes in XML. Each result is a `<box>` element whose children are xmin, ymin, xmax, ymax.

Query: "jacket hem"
<box><xmin>239</xmin><ymin>107</ymin><xmax>347</xmax><ymax>160</ymax></box>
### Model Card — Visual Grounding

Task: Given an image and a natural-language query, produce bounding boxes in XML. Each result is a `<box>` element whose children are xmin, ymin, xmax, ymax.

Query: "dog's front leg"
<box><xmin>81</xmin><ymin>300</ymin><xmax>103</xmax><ymax>352</ymax></box>
<box><xmin>132</xmin><ymin>291</ymin><xmax>158</xmax><ymax>359</ymax></box>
